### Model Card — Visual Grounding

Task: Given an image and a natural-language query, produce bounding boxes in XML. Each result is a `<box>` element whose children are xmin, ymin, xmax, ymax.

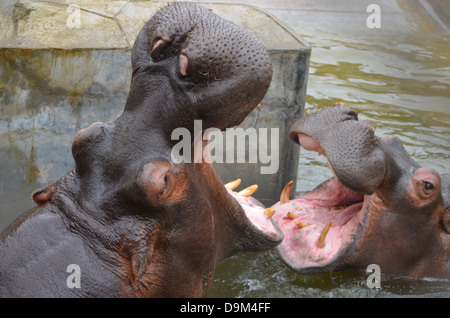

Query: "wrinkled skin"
<box><xmin>272</xmin><ymin>106</ymin><xmax>450</xmax><ymax>279</ymax></box>
<box><xmin>0</xmin><ymin>2</ymin><xmax>283</xmax><ymax>297</ymax></box>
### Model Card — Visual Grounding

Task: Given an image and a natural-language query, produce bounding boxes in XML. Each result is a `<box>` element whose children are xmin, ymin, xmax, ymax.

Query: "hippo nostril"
<box><xmin>152</xmin><ymin>38</ymin><xmax>164</xmax><ymax>52</ymax></box>
<box><xmin>179</xmin><ymin>52</ymin><xmax>188</xmax><ymax>76</ymax></box>
<box><xmin>150</xmin><ymin>38</ymin><xmax>170</xmax><ymax>60</ymax></box>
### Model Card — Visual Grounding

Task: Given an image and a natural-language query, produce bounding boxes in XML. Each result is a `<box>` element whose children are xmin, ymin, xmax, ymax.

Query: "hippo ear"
<box><xmin>439</xmin><ymin>174</ymin><xmax>450</xmax><ymax>234</ymax></box>
<box><xmin>135</xmin><ymin>160</ymin><xmax>189</xmax><ymax>206</ymax></box>
<box><xmin>290</xmin><ymin>106</ymin><xmax>386</xmax><ymax>194</ymax></box>
<box><xmin>32</xmin><ymin>182</ymin><xmax>58</xmax><ymax>205</ymax></box>
<box><xmin>442</xmin><ymin>212</ymin><xmax>450</xmax><ymax>234</ymax></box>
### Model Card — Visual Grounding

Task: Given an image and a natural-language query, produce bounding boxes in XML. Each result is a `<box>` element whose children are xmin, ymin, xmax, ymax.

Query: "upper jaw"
<box><xmin>289</xmin><ymin>106</ymin><xmax>386</xmax><ymax>195</ymax></box>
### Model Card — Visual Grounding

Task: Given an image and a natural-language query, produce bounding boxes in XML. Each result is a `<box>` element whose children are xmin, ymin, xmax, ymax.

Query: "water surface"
<box><xmin>210</xmin><ymin>16</ymin><xmax>450</xmax><ymax>298</ymax></box>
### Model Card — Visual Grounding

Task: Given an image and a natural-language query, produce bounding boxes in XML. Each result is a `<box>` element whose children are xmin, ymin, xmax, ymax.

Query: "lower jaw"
<box><xmin>272</xmin><ymin>193</ymin><xmax>367</xmax><ymax>272</ymax></box>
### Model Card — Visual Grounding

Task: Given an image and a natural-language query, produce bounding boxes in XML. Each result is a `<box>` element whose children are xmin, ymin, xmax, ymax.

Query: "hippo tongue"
<box><xmin>289</xmin><ymin>106</ymin><xmax>386</xmax><ymax>195</ymax></box>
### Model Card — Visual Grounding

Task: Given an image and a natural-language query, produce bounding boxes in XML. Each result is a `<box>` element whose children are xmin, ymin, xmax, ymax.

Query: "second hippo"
<box><xmin>272</xmin><ymin>106</ymin><xmax>450</xmax><ymax>279</ymax></box>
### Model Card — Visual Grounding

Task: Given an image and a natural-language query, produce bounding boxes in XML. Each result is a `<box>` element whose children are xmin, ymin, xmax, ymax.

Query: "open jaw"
<box><xmin>195</xmin><ymin>136</ymin><xmax>284</xmax><ymax>247</ymax></box>
<box><xmin>272</xmin><ymin>134</ymin><xmax>370</xmax><ymax>273</ymax></box>
<box><xmin>224</xmin><ymin>179</ymin><xmax>284</xmax><ymax>241</ymax></box>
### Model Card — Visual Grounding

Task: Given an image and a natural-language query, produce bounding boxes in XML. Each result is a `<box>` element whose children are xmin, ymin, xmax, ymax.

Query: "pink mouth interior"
<box><xmin>272</xmin><ymin>177</ymin><xmax>366</xmax><ymax>270</ymax></box>
<box><xmin>272</xmin><ymin>133</ymin><xmax>367</xmax><ymax>271</ymax></box>
<box><xmin>228</xmin><ymin>190</ymin><xmax>281</xmax><ymax>238</ymax></box>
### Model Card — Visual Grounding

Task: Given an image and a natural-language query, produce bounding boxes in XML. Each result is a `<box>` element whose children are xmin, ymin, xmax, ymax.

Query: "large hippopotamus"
<box><xmin>0</xmin><ymin>2</ymin><xmax>283</xmax><ymax>297</ymax></box>
<box><xmin>272</xmin><ymin>106</ymin><xmax>450</xmax><ymax>279</ymax></box>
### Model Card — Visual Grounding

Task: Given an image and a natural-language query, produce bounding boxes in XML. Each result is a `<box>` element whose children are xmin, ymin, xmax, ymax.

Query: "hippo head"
<box><xmin>31</xmin><ymin>3</ymin><xmax>282</xmax><ymax>297</ymax></box>
<box><xmin>128</xmin><ymin>2</ymin><xmax>272</xmax><ymax>130</ymax></box>
<box><xmin>272</xmin><ymin>106</ymin><xmax>450</xmax><ymax>279</ymax></box>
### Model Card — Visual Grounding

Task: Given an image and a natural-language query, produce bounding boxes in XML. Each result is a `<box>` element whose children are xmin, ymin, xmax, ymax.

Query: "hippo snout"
<box><xmin>271</xmin><ymin>106</ymin><xmax>450</xmax><ymax>279</ymax></box>
<box><xmin>131</xmin><ymin>2</ymin><xmax>273</xmax><ymax>130</ymax></box>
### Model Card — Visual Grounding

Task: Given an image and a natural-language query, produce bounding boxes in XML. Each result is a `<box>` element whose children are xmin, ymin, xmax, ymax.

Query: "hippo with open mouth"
<box><xmin>272</xmin><ymin>106</ymin><xmax>450</xmax><ymax>279</ymax></box>
<box><xmin>0</xmin><ymin>2</ymin><xmax>283</xmax><ymax>297</ymax></box>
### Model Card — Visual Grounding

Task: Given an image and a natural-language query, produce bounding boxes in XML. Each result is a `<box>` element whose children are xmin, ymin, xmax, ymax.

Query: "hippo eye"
<box><xmin>423</xmin><ymin>181</ymin><xmax>434</xmax><ymax>192</ymax></box>
<box><xmin>408</xmin><ymin>168</ymin><xmax>440</xmax><ymax>204</ymax></box>
<box><xmin>137</xmin><ymin>161</ymin><xmax>188</xmax><ymax>206</ymax></box>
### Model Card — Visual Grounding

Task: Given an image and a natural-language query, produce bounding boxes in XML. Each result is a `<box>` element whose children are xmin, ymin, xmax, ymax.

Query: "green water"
<box><xmin>210</xmin><ymin>26</ymin><xmax>450</xmax><ymax>297</ymax></box>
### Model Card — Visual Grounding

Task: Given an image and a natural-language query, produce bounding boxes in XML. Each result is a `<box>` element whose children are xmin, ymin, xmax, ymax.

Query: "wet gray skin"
<box><xmin>272</xmin><ymin>106</ymin><xmax>450</xmax><ymax>279</ymax></box>
<box><xmin>0</xmin><ymin>2</ymin><xmax>283</xmax><ymax>297</ymax></box>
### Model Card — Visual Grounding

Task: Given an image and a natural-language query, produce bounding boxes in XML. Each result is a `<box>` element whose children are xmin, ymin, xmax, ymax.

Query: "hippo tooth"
<box><xmin>224</xmin><ymin>178</ymin><xmax>241</xmax><ymax>190</ymax></box>
<box><xmin>294</xmin><ymin>220</ymin><xmax>311</xmax><ymax>229</ymax></box>
<box><xmin>316</xmin><ymin>221</ymin><xmax>332</xmax><ymax>248</ymax></box>
<box><xmin>287</xmin><ymin>211</ymin><xmax>300</xmax><ymax>219</ymax></box>
<box><xmin>264</xmin><ymin>208</ymin><xmax>276</xmax><ymax>219</ymax></box>
<box><xmin>237</xmin><ymin>184</ymin><xmax>258</xmax><ymax>197</ymax></box>
<box><xmin>280</xmin><ymin>180</ymin><xmax>293</xmax><ymax>204</ymax></box>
